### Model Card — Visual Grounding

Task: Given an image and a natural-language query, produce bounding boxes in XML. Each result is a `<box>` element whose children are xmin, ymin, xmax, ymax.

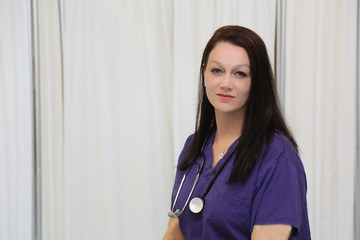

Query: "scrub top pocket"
<box><xmin>206</xmin><ymin>193</ymin><xmax>252</xmax><ymax>238</ymax></box>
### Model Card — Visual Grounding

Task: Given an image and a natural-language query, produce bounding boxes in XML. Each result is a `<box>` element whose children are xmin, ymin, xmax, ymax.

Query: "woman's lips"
<box><xmin>217</xmin><ymin>94</ymin><xmax>234</xmax><ymax>100</ymax></box>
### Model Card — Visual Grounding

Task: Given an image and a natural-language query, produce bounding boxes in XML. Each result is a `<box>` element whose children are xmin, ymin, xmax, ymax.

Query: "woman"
<box><xmin>163</xmin><ymin>26</ymin><xmax>311</xmax><ymax>240</ymax></box>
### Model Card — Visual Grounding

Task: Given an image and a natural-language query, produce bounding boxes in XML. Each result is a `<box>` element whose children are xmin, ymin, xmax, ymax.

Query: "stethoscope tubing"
<box><xmin>168</xmin><ymin>130</ymin><xmax>238</xmax><ymax>217</ymax></box>
<box><xmin>199</xmin><ymin>143</ymin><xmax>238</xmax><ymax>199</ymax></box>
<box><xmin>169</xmin><ymin>135</ymin><xmax>209</xmax><ymax>218</ymax></box>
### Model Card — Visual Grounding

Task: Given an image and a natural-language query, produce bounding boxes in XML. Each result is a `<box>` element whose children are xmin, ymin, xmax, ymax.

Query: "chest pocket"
<box><xmin>206</xmin><ymin>193</ymin><xmax>252</xmax><ymax>239</ymax></box>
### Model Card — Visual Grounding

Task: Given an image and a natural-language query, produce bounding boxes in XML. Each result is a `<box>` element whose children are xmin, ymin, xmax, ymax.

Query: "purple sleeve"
<box><xmin>250</xmin><ymin>138</ymin><xmax>307</xmax><ymax>235</ymax></box>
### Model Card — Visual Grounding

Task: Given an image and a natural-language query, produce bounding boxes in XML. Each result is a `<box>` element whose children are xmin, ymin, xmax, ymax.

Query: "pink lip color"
<box><xmin>217</xmin><ymin>94</ymin><xmax>234</xmax><ymax>100</ymax></box>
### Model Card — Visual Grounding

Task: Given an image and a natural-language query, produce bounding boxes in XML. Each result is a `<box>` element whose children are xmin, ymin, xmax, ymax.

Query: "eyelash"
<box><xmin>236</xmin><ymin>71</ymin><xmax>247</xmax><ymax>77</ymax></box>
<box><xmin>211</xmin><ymin>68</ymin><xmax>222</xmax><ymax>74</ymax></box>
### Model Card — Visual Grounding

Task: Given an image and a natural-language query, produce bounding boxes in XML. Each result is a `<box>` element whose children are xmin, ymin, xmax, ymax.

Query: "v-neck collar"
<box><xmin>203</xmin><ymin>129</ymin><xmax>240</xmax><ymax>175</ymax></box>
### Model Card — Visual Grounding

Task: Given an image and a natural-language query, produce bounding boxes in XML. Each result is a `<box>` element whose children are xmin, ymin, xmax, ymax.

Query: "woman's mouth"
<box><xmin>217</xmin><ymin>94</ymin><xmax>234</xmax><ymax>100</ymax></box>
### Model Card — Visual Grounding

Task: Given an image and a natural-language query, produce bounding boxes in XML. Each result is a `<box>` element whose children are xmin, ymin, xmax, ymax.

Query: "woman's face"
<box><xmin>204</xmin><ymin>42</ymin><xmax>251</xmax><ymax>117</ymax></box>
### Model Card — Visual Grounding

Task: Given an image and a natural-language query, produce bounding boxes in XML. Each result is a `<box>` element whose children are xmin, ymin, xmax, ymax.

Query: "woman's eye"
<box><xmin>236</xmin><ymin>71</ymin><xmax>247</xmax><ymax>77</ymax></box>
<box><xmin>211</xmin><ymin>68</ymin><xmax>222</xmax><ymax>74</ymax></box>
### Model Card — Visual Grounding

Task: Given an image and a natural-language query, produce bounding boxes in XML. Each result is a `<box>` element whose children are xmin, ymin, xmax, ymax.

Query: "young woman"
<box><xmin>163</xmin><ymin>25</ymin><xmax>311</xmax><ymax>240</ymax></box>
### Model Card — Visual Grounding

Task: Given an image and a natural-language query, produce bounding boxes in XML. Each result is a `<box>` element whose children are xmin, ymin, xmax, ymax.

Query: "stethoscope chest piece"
<box><xmin>189</xmin><ymin>196</ymin><xmax>204</xmax><ymax>214</ymax></box>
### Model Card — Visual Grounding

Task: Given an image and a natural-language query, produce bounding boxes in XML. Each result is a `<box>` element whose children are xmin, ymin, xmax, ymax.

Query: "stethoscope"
<box><xmin>168</xmin><ymin>134</ymin><xmax>238</xmax><ymax>218</ymax></box>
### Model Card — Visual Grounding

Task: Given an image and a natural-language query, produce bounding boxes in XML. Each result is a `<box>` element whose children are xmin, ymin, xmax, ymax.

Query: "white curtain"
<box><xmin>0</xmin><ymin>0</ymin><xmax>33</xmax><ymax>239</ymax></box>
<box><xmin>285</xmin><ymin>0</ymin><xmax>357</xmax><ymax>239</ymax></box>
<box><xmin>62</xmin><ymin>1</ymin><xmax>174</xmax><ymax>239</ymax></box>
<box><xmin>0</xmin><ymin>0</ymin><xmax>358</xmax><ymax>240</ymax></box>
<box><xmin>36</xmin><ymin>0</ymin><xmax>64</xmax><ymax>239</ymax></box>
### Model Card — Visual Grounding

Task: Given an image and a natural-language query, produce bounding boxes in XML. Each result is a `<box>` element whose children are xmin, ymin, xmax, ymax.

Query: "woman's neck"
<box><xmin>211</xmin><ymin>111</ymin><xmax>244</xmax><ymax>168</ymax></box>
<box><xmin>214</xmin><ymin>111</ymin><xmax>244</xmax><ymax>142</ymax></box>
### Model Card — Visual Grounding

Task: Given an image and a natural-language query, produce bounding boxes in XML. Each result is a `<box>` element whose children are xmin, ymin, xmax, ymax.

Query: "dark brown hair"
<box><xmin>178</xmin><ymin>25</ymin><xmax>298</xmax><ymax>182</ymax></box>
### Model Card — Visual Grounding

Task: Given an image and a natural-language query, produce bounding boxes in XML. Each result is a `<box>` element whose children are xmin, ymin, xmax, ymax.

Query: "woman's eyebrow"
<box><xmin>209</xmin><ymin>60</ymin><xmax>250</xmax><ymax>69</ymax></box>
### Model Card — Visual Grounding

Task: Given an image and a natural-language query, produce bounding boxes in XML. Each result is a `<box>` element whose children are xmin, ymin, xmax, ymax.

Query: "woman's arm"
<box><xmin>162</xmin><ymin>218</ymin><xmax>185</xmax><ymax>240</ymax></box>
<box><xmin>251</xmin><ymin>224</ymin><xmax>292</xmax><ymax>240</ymax></box>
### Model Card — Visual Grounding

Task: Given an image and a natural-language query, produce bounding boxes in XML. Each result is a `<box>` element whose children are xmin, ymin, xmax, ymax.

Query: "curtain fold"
<box><xmin>0</xmin><ymin>1</ymin><xmax>33</xmax><ymax>240</ymax></box>
<box><xmin>37</xmin><ymin>0</ymin><xmax>64</xmax><ymax>239</ymax></box>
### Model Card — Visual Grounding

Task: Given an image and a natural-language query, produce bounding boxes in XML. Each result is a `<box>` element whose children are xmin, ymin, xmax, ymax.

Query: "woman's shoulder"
<box><xmin>259</xmin><ymin>132</ymin><xmax>304</xmax><ymax>173</ymax></box>
<box><xmin>266</xmin><ymin>132</ymin><xmax>298</xmax><ymax>156</ymax></box>
<box><xmin>183</xmin><ymin>133</ymin><xmax>195</xmax><ymax>149</ymax></box>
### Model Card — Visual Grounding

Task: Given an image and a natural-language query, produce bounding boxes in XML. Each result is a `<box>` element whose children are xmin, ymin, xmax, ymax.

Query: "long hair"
<box><xmin>178</xmin><ymin>25</ymin><xmax>298</xmax><ymax>182</ymax></box>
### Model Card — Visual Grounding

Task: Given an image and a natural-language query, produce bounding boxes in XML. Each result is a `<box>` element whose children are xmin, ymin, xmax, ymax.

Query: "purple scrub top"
<box><xmin>171</xmin><ymin>130</ymin><xmax>311</xmax><ymax>239</ymax></box>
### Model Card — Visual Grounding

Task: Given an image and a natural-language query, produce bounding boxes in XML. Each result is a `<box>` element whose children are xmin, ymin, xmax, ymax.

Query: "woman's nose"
<box><xmin>220</xmin><ymin>75</ymin><xmax>232</xmax><ymax>90</ymax></box>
